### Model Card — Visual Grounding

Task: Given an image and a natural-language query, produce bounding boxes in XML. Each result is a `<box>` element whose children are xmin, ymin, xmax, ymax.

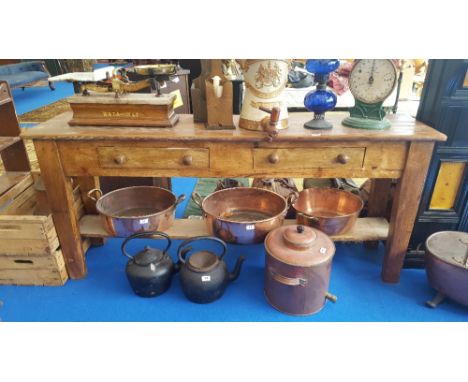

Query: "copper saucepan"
<box><xmin>292</xmin><ymin>188</ymin><xmax>363</xmax><ymax>236</ymax></box>
<box><xmin>191</xmin><ymin>187</ymin><xmax>295</xmax><ymax>244</ymax></box>
<box><xmin>88</xmin><ymin>186</ymin><xmax>185</xmax><ymax>237</ymax></box>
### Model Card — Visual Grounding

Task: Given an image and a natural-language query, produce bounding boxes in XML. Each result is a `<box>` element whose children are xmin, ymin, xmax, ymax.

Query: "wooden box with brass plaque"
<box><xmin>68</xmin><ymin>68</ymin><xmax>179</xmax><ymax>127</ymax></box>
<box><xmin>68</xmin><ymin>92</ymin><xmax>178</xmax><ymax>127</ymax></box>
<box><xmin>342</xmin><ymin>59</ymin><xmax>398</xmax><ymax>130</ymax></box>
<box><xmin>264</xmin><ymin>224</ymin><xmax>337</xmax><ymax>316</ymax></box>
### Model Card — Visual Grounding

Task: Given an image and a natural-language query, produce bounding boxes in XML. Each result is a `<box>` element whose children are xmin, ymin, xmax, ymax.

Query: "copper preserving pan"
<box><xmin>292</xmin><ymin>188</ymin><xmax>363</xmax><ymax>235</ymax></box>
<box><xmin>88</xmin><ymin>186</ymin><xmax>185</xmax><ymax>237</ymax></box>
<box><xmin>191</xmin><ymin>187</ymin><xmax>292</xmax><ymax>244</ymax></box>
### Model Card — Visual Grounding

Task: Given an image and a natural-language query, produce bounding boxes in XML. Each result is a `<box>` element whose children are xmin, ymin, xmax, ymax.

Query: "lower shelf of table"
<box><xmin>79</xmin><ymin>215</ymin><xmax>389</xmax><ymax>241</ymax></box>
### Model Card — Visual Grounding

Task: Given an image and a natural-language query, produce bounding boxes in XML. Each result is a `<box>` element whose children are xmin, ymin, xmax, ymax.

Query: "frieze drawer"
<box><xmin>253</xmin><ymin>147</ymin><xmax>366</xmax><ymax>170</ymax></box>
<box><xmin>97</xmin><ymin>147</ymin><xmax>210</xmax><ymax>169</ymax></box>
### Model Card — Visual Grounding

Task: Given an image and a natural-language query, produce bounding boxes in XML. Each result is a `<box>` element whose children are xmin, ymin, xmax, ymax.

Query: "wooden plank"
<box><xmin>0</xmin><ymin>136</ymin><xmax>20</xmax><ymax>151</ymax></box>
<box><xmin>1</xmin><ymin>140</ymin><xmax>31</xmax><ymax>172</ymax></box>
<box><xmin>382</xmin><ymin>142</ymin><xmax>435</xmax><ymax>283</ymax></box>
<box><xmin>34</xmin><ymin>140</ymin><xmax>86</xmax><ymax>278</ymax></box>
<box><xmin>0</xmin><ymin>171</ymin><xmax>30</xmax><ymax>196</ymax></box>
<box><xmin>0</xmin><ymin>237</ymin><xmax>60</xmax><ymax>256</ymax></box>
<box><xmin>0</xmin><ymin>185</ymin><xmax>37</xmax><ymax>215</ymax></box>
<box><xmin>0</xmin><ymin>218</ymin><xmax>50</xmax><ymax>240</ymax></box>
<box><xmin>0</xmin><ymin>250</ymin><xmax>64</xmax><ymax>269</ymax></box>
<box><xmin>0</xmin><ymin>172</ymin><xmax>33</xmax><ymax>209</ymax></box>
<box><xmin>79</xmin><ymin>215</ymin><xmax>389</xmax><ymax>242</ymax></box>
<box><xmin>0</xmin><ymin>248</ymin><xmax>68</xmax><ymax>286</ymax></box>
<box><xmin>21</xmin><ymin>112</ymin><xmax>448</xmax><ymax>143</ymax></box>
<box><xmin>0</xmin><ymin>210</ymin><xmax>59</xmax><ymax>255</ymax></box>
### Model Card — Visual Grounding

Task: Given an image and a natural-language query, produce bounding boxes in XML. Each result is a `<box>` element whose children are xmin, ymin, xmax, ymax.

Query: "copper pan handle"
<box><xmin>191</xmin><ymin>192</ymin><xmax>204</xmax><ymax>209</ymax></box>
<box><xmin>286</xmin><ymin>191</ymin><xmax>299</xmax><ymax>210</ymax></box>
<box><xmin>174</xmin><ymin>194</ymin><xmax>186</xmax><ymax>206</ymax></box>
<box><xmin>269</xmin><ymin>268</ymin><xmax>307</xmax><ymax>287</ymax></box>
<box><xmin>296</xmin><ymin>211</ymin><xmax>319</xmax><ymax>224</ymax></box>
<box><xmin>87</xmin><ymin>188</ymin><xmax>103</xmax><ymax>203</ymax></box>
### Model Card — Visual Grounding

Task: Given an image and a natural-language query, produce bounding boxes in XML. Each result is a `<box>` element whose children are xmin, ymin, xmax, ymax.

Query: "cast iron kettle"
<box><xmin>177</xmin><ymin>236</ymin><xmax>245</xmax><ymax>303</ymax></box>
<box><xmin>122</xmin><ymin>231</ymin><xmax>178</xmax><ymax>297</ymax></box>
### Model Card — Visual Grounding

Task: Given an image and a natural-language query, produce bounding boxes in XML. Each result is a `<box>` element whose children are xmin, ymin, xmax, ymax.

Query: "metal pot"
<box><xmin>121</xmin><ymin>231</ymin><xmax>178</xmax><ymax>297</ymax></box>
<box><xmin>264</xmin><ymin>224</ymin><xmax>337</xmax><ymax>316</ymax></box>
<box><xmin>425</xmin><ymin>231</ymin><xmax>468</xmax><ymax>308</ymax></box>
<box><xmin>292</xmin><ymin>188</ymin><xmax>363</xmax><ymax>235</ymax></box>
<box><xmin>191</xmin><ymin>187</ymin><xmax>292</xmax><ymax>244</ymax></box>
<box><xmin>177</xmin><ymin>236</ymin><xmax>245</xmax><ymax>304</ymax></box>
<box><xmin>88</xmin><ymin>186</ymin><xmax>185</xmax><ymax>237</ymax></box>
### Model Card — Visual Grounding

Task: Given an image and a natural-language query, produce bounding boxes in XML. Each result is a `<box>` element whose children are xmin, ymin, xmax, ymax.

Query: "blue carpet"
<box><xmin>1</xmin><ymin>240</ymin><xmax>467</xmax><ymax>322</ymax></box>
<box><xmin>11</xmin><ymin>82</ymin><xmax>74</xmax><ymax>115</ymax></box>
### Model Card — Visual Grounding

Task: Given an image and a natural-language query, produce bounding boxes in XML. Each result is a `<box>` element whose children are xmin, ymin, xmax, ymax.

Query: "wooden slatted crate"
<box><xmin>0</xmin><ymin>172</ymin><xmax>85</xmax><ymax>286</ymax></box>
<box><xmin>0</xmin><ymin>250</ymin><xmax>68</xmax><ymax>286</ymax></box>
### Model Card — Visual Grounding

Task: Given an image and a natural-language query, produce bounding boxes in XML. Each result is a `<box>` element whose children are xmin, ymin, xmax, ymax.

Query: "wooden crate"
<box><xmin>0</xmin><ymin>172</ymin><xmax>85</xmax><ymax>285</ymax></box>
<box><xmin>0</xmin><ymin>249</ymin><xmax>67</xmax><ymax>286</ymax></box>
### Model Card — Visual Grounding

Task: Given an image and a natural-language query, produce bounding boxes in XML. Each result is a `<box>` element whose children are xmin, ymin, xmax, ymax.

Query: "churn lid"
<box><xmin>265</xmin><ymin>224</ymin><xmax>335</xmax><ymax>267</ymax></box>
<box><xmin>426</xmin><ymin>231</ymin><xmax>468</xmax><ymax>269</ymax></box>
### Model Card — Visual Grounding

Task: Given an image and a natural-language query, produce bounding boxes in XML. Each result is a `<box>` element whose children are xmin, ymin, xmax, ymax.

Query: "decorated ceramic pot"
<box><xmin>239</xmin><ymin>60</ymin><xmax>289</xmax><ymax>133</ymax></box>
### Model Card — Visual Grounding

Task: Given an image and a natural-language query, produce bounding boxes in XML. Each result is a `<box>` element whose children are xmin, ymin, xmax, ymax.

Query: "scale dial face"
<box><xmin>349</xmin><ymin>59</ymin><xmax>397</xmax><ymax>104</ymax></box>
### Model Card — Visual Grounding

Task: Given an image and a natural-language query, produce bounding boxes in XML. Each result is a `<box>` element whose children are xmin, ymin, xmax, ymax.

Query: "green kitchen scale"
<box><xmin>342</xmin><ymin>59</ymin><xmax>398</xmax><ymax>130</ymax></box>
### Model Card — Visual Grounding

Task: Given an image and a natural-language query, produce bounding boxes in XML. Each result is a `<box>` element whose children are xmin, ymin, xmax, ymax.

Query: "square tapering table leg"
<box><xmin>34</xmin><ymin>141</ymin><xmax>87</xmax><ymax>279</ymax></box>
<box><xmin>382</xmin><ymin>142</ymin><xmax>434</xmax><ymax>283</ymax></box>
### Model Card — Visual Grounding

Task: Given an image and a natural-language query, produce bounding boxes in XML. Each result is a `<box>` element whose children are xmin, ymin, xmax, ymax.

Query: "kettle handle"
<box><xmin>177</xmin><ymin>236</ymin><xmax>227</xmax><ymax>264</ymax></box>
<box><xmin>121</xmin><ymin>231</ymin><xmax>172</xmax><ymax>260</ymax></box>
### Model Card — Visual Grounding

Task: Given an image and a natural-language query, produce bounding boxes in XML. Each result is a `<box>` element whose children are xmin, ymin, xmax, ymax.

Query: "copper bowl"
<box><xmin>191</xmin><ymin>187</ymin><xmax>290</xmax><ymax>244</ymax></box>
<box><xmin>88</xmin><ymin>186</ymin><xmax>185</xmax><ymax>237</ymax></box>
<box><xmin>292</xmin><ymin>188</ymin><xmax>363</xmax><ymax>236</ymax></box>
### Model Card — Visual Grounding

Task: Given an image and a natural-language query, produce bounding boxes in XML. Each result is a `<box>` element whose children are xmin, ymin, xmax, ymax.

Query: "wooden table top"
<box><xmin>22</xmin><ymin>112</ymin><xmax>447</xmax><ymax>143</ymax></box>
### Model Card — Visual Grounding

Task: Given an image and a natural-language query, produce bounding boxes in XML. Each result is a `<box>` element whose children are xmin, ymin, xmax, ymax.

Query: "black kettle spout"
<box><xmin>228</xmin><ymin>256</ymin><xmax>245</xmax><ymax>282</ymax></box>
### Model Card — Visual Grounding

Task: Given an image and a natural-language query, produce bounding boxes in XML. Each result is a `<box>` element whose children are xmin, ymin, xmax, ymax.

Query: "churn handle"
<box><xmin>269</xmin><ymin>268</ymin><xmax>307</xmax><ymax>287</ymax></box>
<box><xmin>121</xmin><ymin>231</ymin><xmax>172</xmax><ymax>260</ymax></box>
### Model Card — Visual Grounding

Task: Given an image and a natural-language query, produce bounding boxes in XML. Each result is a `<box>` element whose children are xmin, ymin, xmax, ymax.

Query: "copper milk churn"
<box><xmin>239</xmin><ymin>60</ymin><xmax>289</xmax><ymax>138</ymax></box>
<box><xmin>264</xmin><ymin>224</ymin><xmax>337</xmax><ymax>316</ymax></box>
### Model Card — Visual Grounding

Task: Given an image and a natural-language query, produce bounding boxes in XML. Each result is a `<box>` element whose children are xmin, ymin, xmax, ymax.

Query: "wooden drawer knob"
<box><xmin>114</xmin><ymin>154</ymin><xmax>126</xmax><ymax>164</ymax></box>
<box><xmin>268</xmin><ymin>153</ymin><xmax>279</xmax><ymax>164</ymax></box>
<box><xmin>337</xmin><ymin>154</ymin><xmax>349</xmax><ymax>164</ymax></box>
<box><xmin>182</xmin><ymin>155</ymin><xmax>193</xmax><ymax>166</ymax></box>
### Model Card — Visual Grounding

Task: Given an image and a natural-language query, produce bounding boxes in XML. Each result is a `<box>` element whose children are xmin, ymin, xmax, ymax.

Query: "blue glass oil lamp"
<box><xmin>303</xmin><ymin>59</ymin><xmax>340</xmax><ymax>130</ymax></box>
